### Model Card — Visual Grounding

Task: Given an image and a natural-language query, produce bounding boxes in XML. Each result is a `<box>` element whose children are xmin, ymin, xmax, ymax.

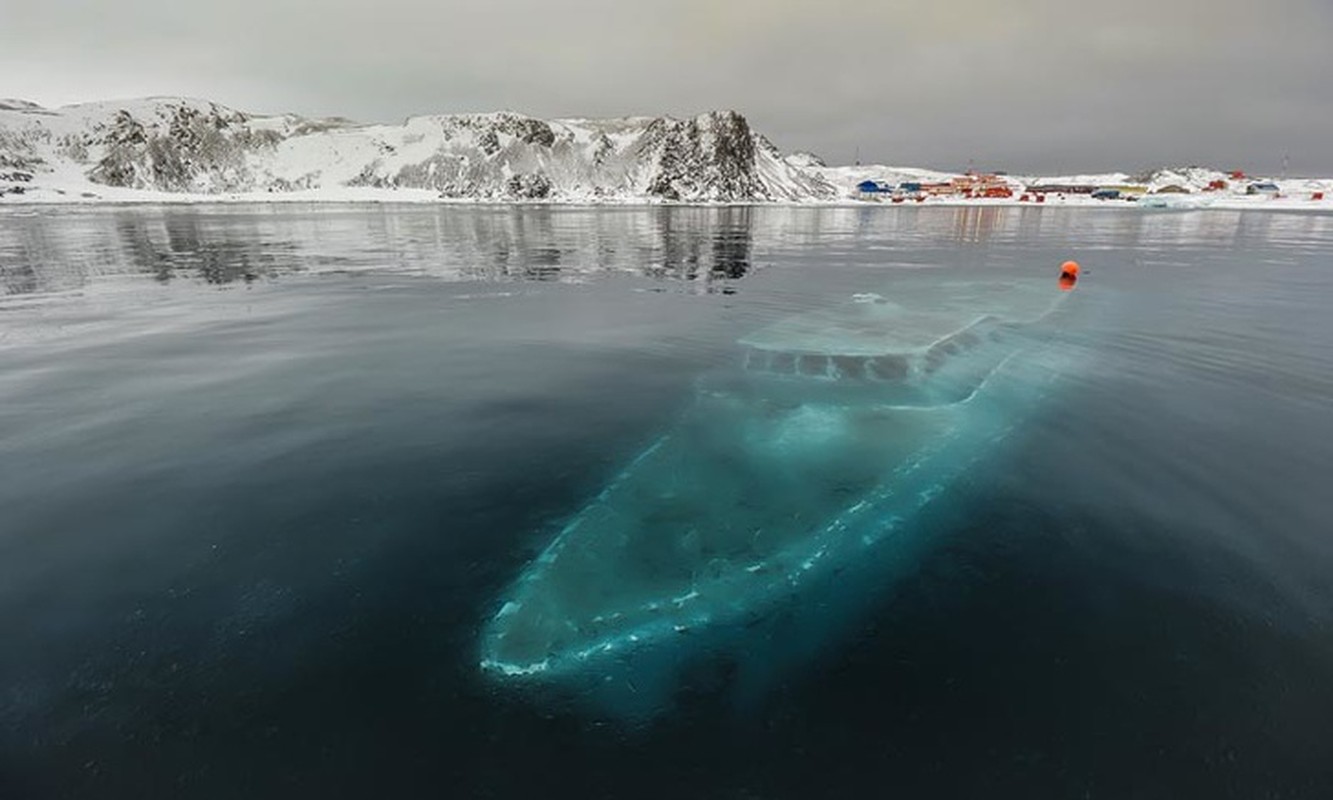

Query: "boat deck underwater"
<box><xmin>480</xmin><ymin>276</ymin><xmax>1079</xmax><ymax>700</ymax></box>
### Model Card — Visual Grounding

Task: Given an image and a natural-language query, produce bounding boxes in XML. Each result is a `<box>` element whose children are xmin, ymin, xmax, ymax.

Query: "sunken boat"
<box><xmin>480</xmin><ymin>275</ymin><xmax>1078</xmax><ymax>715</ymax></box>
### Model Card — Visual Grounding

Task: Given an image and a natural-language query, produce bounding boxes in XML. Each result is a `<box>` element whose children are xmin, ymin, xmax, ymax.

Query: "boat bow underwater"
<box><xmin>480</xmin><ymin>274</ymin><xmax>1080</xmax><ymax>716</ymax></box>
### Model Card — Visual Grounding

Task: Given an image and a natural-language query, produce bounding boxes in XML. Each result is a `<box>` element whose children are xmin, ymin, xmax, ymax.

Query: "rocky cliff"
<box><xmin>0</xmin><ymin>98</ymin><xmax>835</xmax><ymax>202</ymax></box>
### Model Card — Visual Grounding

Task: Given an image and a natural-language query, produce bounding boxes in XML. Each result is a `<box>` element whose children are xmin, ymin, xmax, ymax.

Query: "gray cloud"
<box><xmin>4</xmin><ymin>0</ymin><xmax>1331</xmax><ymax>173</ymax></box>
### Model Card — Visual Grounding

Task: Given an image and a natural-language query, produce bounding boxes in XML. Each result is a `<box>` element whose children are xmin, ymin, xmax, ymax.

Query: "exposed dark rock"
<box><xmin>590</xmin><ymin>131</ymin><xmax>614</xmax><ymax>166</ymax></box>
<box><xmin>640</xmin><ymin>111</ymin><xmax>768</xmax><ymax>202</ymax></box>
<box><xmin>506</xmin><ymin>173</ymin><xmax>552</xmax><ymax>199</ymax></box>
<box><xmin>84</xmin><ymin>103</ymin><xmax>281</xmax><ymax>191</ymax></box>
<box><xmin>347</xmin><ymin>160</ymin><xmax>393</xmax><ymax>189</ymax></box>
<box><xmin>0</xmin><ymin>127</ymin><xmax>44</xmax><ymax>170</ymax></box>
<box><xmin>499</xmin><ymin>115</ymin><xmax>556</xmax><ymax>147</ymax></box>
<box><xmin>477</xmin><ymin>129</ymin><xmax>501</xmax><ymax>157</ymax></box>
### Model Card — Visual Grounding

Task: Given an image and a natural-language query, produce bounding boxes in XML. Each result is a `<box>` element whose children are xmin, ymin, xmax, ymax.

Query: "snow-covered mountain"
<box><xmin>4</xmin><ymin>97</ymin><xmax>1328</xmax><ymax>206</ymax></box>
<box><xmin>0</xmin><ymin>97</ymin><xmax>835</xmax><ymax>203</ymax></box>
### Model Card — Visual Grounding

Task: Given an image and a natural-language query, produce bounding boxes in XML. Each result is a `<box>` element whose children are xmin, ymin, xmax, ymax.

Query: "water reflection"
<box><xmin>0</xmin><ymin>206</ymin><xmax>758</xmax><ymax>296</ymax></box>
<box><xmin>951</xmin><ymin>205</ymin><xmax>1007</xmax><ymax>243</ymax></box>
<box><xmin>120</xmin><ymin>215</ymin><xmax>305</xmax><ymax>286</ymax></box>
<box><xmin>2</xmin><ymin>205</ymin><xmax>1331</xmax><ymax>299</ymax></box>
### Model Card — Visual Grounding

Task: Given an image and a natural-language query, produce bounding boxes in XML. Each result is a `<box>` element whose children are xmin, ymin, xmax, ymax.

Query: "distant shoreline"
<box><xmin>5</xmin><ymin>98</ymin><xmax>1329</xmax><ymax>211</ymax></box>
<box><xmin>4</xmin><ymin>195</ymin><xmax>1331</xmax><ymax>213</ymax></box>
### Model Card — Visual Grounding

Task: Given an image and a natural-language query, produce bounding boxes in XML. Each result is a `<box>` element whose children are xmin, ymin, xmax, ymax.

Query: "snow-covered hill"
<box><xmin>0</xmin><ymin>97</ymin><xmax>835</xmax><ymax>203</ymax></box>
<box><xmin>3</xmin><ymin>97</ymin><xmax>1330</xmax><ymax>208</ymax></box>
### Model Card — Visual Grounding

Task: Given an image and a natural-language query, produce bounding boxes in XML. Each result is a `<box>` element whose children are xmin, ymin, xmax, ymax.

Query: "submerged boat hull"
<box><xmin>480</xmin><ymin>277</ymin><xmax>1077</xmax><ymax>716</ymax></box>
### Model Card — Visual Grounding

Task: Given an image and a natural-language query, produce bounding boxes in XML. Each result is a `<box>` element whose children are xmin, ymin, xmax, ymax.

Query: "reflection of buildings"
<box><xmin>651</xmin><ymin>207</ymin><xmax>752</xmax><ymax>286</ymax></box>
<box><xmin>950</xmin><ymin>205</ymin><xmax>1005</xmax><ymax>244</ymax></box>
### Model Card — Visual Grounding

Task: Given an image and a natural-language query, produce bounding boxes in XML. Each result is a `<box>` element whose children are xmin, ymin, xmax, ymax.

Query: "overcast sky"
<box><xmin>5</xmin><ymin>0</ymin><xmax>1331</xmax><ymax>173</ymax></box>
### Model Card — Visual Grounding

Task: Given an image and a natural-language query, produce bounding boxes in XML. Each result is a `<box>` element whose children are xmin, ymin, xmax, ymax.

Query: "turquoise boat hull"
<box><xmin>480</xmin><ymin>277</ymin><xmax>1077</xmax><ymax>716</ymax></box>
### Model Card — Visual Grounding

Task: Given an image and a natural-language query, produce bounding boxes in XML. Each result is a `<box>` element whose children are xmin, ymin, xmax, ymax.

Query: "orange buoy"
<box><xmin>1058</xmin><ymin>260</ymin><xmax>1079</xmax><ymax>291</ymax></box>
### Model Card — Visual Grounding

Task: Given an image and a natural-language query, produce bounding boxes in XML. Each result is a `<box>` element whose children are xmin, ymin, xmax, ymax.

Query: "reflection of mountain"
<box><xmin>650</xmin><ymin>207</ymin><xmax>752</xmax><ymax>284</ymax></box>
<box><xmin>5</xmin><ymin>205</ymin><xmax>1333</xmax><ymax>299</ymax></box>
<box><xmin>0</xmin><ymin>206</ymin><xmax>758</xmax><ymax>296</ymax></box>
<box><xmin>118</xmin><ymin>215</ymin><xmax>304</xmax><ymax>285</ymax></box>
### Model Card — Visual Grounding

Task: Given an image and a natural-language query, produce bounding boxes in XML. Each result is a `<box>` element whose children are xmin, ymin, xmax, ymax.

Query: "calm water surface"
<box><xmin>1</xmin><ymin>205</ymin><xmax>1331</xmax><ymax>798</ymax></box>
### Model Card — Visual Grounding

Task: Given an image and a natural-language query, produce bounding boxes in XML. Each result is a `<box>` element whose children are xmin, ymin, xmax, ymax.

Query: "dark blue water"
<box><xmin>2</xmin><ymin>205</ymin><xmax>1331</xmax><ymax>798</ymax></box>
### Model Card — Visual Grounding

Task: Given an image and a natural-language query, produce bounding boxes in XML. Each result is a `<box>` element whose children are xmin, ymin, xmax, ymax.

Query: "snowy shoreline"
<box><xmin>3</xmin><ymin>193</ymin><xmax>1331</xmax><ymax>213</ymax></box>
